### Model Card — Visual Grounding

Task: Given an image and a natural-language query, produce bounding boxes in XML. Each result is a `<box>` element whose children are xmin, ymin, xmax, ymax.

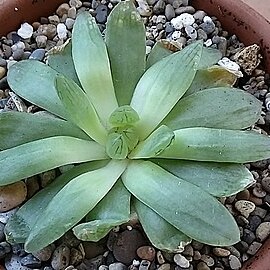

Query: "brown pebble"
<box><xmin>255</xmin><ymin>222</ymin><xmax>270</xmax><ymax>242</ymax></box>
<box><xmin>235</xmin><ymin>200</ymin><xmax>255</xmax><ymax>218</ymax></box>
<box><xmin>0</xmin><ymin>67</ymin><xmax>6</xmax><ymax>80</ymax></box>
<box><xmin>32</xmin><ymin>21</ymin><xmax>41</xmax><ymax>30</ymax></box>
<box><xmin>252</xmin><ymin>183</ymin><xmax>266</xmax><ymax>198</ymax></box>
<box><xmin>213</xmin><ymin>247</ymin><xmax>231</xmax><ymax>257</ymax></box>
<box><xmin>197</xmin><ymin>261</ymin><xmax>210</xmax><ymax>270</ymax></box>
<box><xmin>249</xmin><ymin>195</ymin><xmax>263</xmax><ymax>206</ymax></box>
<box><xmin>193</xmin><ymin>250</ymin><xmax>201</xmax><ymax>260</ymax></box>
<box><xmin>157</xmin><ymin>263</ymin><xmax>170</xmax><ymax>270</ymax></box>
<box><xmin>56</xmin><ymin>3</ymin><xmax>70</xmax><ymax>17</ymax></box>
<box><xmin>236</xmin><ymin>189</ymin><xmax>250</xmax><ymax>201</ymax></box>
<box><xmin>137</xmin><ymin>246</ymin><xmax>156</xmax><ymax>261</ymax></box>
<box><xmin>201</xmin><ymin>254</ymin><xmax>214</xmax><ymax>267</ymax></box>
<box><xmin>0</xmin><ymin>181</ymin><xmax>27</xmax><ymax>212</ymax></box>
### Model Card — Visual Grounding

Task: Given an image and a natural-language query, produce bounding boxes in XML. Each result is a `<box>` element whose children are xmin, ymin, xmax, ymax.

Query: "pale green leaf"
<box><xmin>162</xmin><ymin>87</ymin><xmax>262</xmax><ymax>130</ymax></box>
<box><xmin>134</xmin><ymin>199</ymin><xmax>191</xmax><ymax>252</ymax></box>
<box><xmin>197</xmin><ymin>47</ymin><xmax>222</xmax><ymax>69</ymax></box>
<box><xmin>106</xmin><ymin>1</ymin><xmax>146</xmax><ymax>105</ymax></box>
<box><xmin>47</xmin><ymin>39</ymin><xmax>80</xmax><ymax>86</ymax></box>
<box><xmin>122</xmin><ymin>161</ymin><xmax>240</xmax><ymax>246</ymax></box>
<box><xmin>7</xmin><ymin>60</ymin><xmax>66</xmax><ymax>119</ymax></box>
<box><xmin>72</xmin><ymin>12</ymin><xmax>118</xmax><ymax>125</ymax></box>
<box><xmin>109</xmin><ymin>105</ymin><xmax>139</xmax><ymax>127</ymax></box>
<box><xmin>0</xmin><ymin>136</ymin><xmax>107</xmax><ymax>186</ymax></box>
<box><xmin>158</xmin><ymin>128</ymin><xmax>270</xmax><ymax>163</ymax></box>
<box><xmin>129</xmin><ymin>125</ymin><xmax>174</xmax><ymax>159</ymax></box>
<box><xmin>73</xmin><ymin>180</ymin><xmax>130</xmax><ymax>241</ymax></box>
<box><xmin>106</xmin><ymin>131</ymin><xmax>129</xmax><ymax>159</ymax></box>
<box><xmin>185</xmin><ymin>66</ymin><xmax>237</xmax><ymax>97</ymax></box>
<box><xmin>131</xmin><ymin>41</ymin><xmax>203</xmax><ymax>139</ymax></box>
<box><xmin>4</xmin><ymin>161</ymin><xmax>108</xmax><ymax>244</ymax></box>
<box><xmin>154</xmin><ymin>159</ymin><xmax>255</xmax><ymax>197</ymax></box>
<box><xmin>0</xmin><ymin>111</ymin><xmax>89</xmax><ymax>150</ymax></box>
<box><xmin>25</xmin><ymin>160</ymin><xmax>127</xmax><ymax>252</ymax></box>
<box><xmin>56</xmin><ymin>75</ymin><xmax>107</xmax><ymax>145</ymax></box>
<box><xmin>146</xmin><ymin>40</ymin><xmax>172</xmax><ymax>69</ymax></box>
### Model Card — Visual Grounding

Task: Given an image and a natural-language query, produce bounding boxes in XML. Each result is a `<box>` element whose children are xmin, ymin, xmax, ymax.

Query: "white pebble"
<box><xmin>17</xmin><ymin>22</ymin><xmax>33</xmax><ymax>39</ymax></box>
<box><xmin>171</xmin><ymin>31</ymin><xmax>181</xmax><ymax>40</ymax></box>
<box><xmin>57</xmin><ymin>23</ymin><xmax>68</xmax><ymax>39</ymax></box>
<box><xmin>203</xmin><ymin>15</ymin><xmax>213</xmax><ymax>23</ymax></box>
<box><xmin>185</xmin><ymin>25</ymin><xmax>197</xmax><ymax>39</ymax></box>
<box><xmin>171</xmin><ymin>13</ymin><xmax>195</xmax><ymax>30</ymax></box>
<box><xmin>218</xmin><ymin>57</ymin><xmax>241</xmax><ymax>72</ymax></box>
<box><xmin>204</xmin><ymin>39</ymin><xmax>213</xmax><ymax>47</ymax></box>
<box><xmin>146</xmin><ymin>46</ymin><xmax>152</xmax><ymax>55</ymax></box>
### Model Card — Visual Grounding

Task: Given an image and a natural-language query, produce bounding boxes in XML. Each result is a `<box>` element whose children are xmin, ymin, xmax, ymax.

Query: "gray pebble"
<box><xmin>200</xmin><ymin>21</ymin><xmax>215</xmax><ymax>34</ymax></box>
<box><xmin>256</xmin><ymin>222</ymin><xmax>270</xmax><ymax>242</ymax></box>
<box><xmin>153</xmin><ymin>0</ymin><xmax>165</xmax><ymax>15</ymax></box>
<box><xmin>65</xmin><ymin>18</ymin><xmax>75</xmax><ymax>30</ymax></box>
<box><xmin>261</xmin><ymin>177</ymin><xmax>270</xmax><ymax>193</ymax></box>
<box><xmin>48</xmin><ymin>15</ymin><xmax>60</xmax><ymax>25</ymax></box>
<box><xmin>12</xmin><ymin>244</ymin><xmax>26</xmax><ymax>257</ymax></box>
<box><xmin>21</xmin><ymin>254</ymin><xmax>41</xmax><ymax>268</ymax></box>
<box><xmin>217</xmin><ymin>36</ymin><xmax>227</xmax><ymax>56</ymax></box>
<box><xmin>243</xmin><ymin>229</ymin><xmax>256</xmax><ymax>244</ymax></box>
<box><xmin>248</xmin><ymin>215</ymin><xmax>262</xmax><ymax>231</ymax></box>
<box><xmin>40</xmin><ymin>170</ymin><xmax>56</xmax><ymax>188</ymax></box>
<box><xmin>253</xmin><ymin>183</ymin><xmax>266</xmax><ymax>198</ymax></box>
<box><xmin>173</xmin><ymin>254</ymin><xmax>189</xmax><ymax>268</ymax></box>
<box><xmin>201</xmin><ymin>255</ymin><xmax>214</xmax><ymax>267</ymax></box>
<box><xmin>197</xmin><ymin>262</ymin><xmax>210</xmax><ymax>270</ymax></box>
<box><xmin>96</xmin><ymin>5</ymin><xmax>108</xmax><ymax>24</ymax></box>
<box><xmin>175</xmin><ymin>6</ymin><xmax>195</xmax><ymax>15</ymax></box>
<box><xmin>0</xmin><ymin>242</ymin><xmax>11</xmax><ymax>259</ymax></box>
<box><xmin>0</xmin><ymin>57</ymin><xmax>7</xmax><ymax>67</ymax></box>
<box><xmin>193</xmin><ymin>10</ymin><xmax>206</xmax><ymax>21</ymax></box>
<box><xmin>32</xmin><ymin>245</ymin><xmax>54</xmax><ymax>262</ymax></box>
<box><xmin>0</xmin><ymin>222</ymin><xmax>5</xmax><ymax>242</ymax></box>
<box><xmin>109</xmin><ymin>262</ymin><xmax>127</xmax><ymax>270</ymax></box>
<box><xmin>70</xmin><ymin>248</ymin><xmax>83</xmax><ymax>265</ymax></box>
<box><xmin>165</xmin><ymin>4</ymin><xmax>175</xmax><ymax>21</ymax></box>
<box><xmin>164</xmin><ymin>22</ymin><xmax>174</xmax><ymax>33</ymax></box>
<box><xmin>247</xmin><ymin>241</ymin><xmax>262</xmax><ymax>255</ymax></box>
<box><xmin>185</xmin><ymin>25</ymin><xmax>197</xmax><ymax>39</ymax></box>
<box><xmin>252</xmin><ymin>207</ymin><xmax>267</xmax><ymax>219</ymax></box>
<box><xmin>229</xmin><ymin>255</ymin><xmax>242</xmax><ymax>270</ymax></box>
<box><xmin>197</xmin><ymin>28</ymin><xmax>207</xmax><ymax>41</ymax></box>
<box><xmin>212</xmin><ymin>248</ymin><xmax>230</xmax><ymax>257</ymax></box>
<box><xmin>234</xmin><ymin>241</ymin><xmax>249</xmax><ymax>253</ymax></box>
<box><xmin>69</xmin><ymin>0</ymin><xmax>83</xmax><ymax>8</ymax></box>
<box><xmin>99</xmin><ymin>266</ymin><xmax>109</xmax><ymax>270</ymax></box>
<box><xmin>51</xmin><ymin>244</ymin><xmax>70</xmax><ymax>270</ymax></box>
<box><xmin>181</xmin><ymin>0</ymin><xmax>189</xmax><ymax>5</ymax></box>
<box><xmin>29</xmin><ymin>49</ymin><xmax>46</xmax><ymax>61</ymax></box>
<box><xmin>68</xmin><ymin>7</ymin><xmax>77</xmax><ymax>19</ymax></box>
<box><xmin>2</xmin><ymin>44</ymin><xmax>12</xmax><ymax>58</ymax></box>
<box><xmin>5</xmin><ymin>254</ymin><xmax>32</xmax><ymax>270</ymax></box>
<box><xmin>172</xmin><ymin>0</ymin><xmax>183</xmax><ymax>9</ymax></box>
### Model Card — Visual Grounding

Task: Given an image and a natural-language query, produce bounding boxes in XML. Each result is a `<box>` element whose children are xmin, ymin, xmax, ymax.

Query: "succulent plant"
<box><xmin>1</xmin><ymin>1</ymin><xmax>270</xmax><ymax>253</ymax></box>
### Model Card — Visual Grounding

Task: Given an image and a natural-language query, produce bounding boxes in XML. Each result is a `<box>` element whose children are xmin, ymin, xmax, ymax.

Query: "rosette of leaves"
<box><xmin>1</xmin><ymin>1</ymin><xmax>270</xmax><ymax>253</ymax></box>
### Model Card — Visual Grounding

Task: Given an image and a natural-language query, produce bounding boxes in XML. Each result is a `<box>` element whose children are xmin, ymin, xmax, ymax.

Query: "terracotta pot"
<box><xmin>1</xmin><ymin>0</ymin><xmax>270</xmax><ymax>269</ymax></box>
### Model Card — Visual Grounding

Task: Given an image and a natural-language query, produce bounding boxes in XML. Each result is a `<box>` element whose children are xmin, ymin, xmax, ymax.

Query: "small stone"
<box><xmin>5</xmin><ymin>254</ymin><xmax>31</xmax><ymax>270</ymax></box>
<box><xmin>48</xmin><ymin>15</ymin><xmax>60</xmax><ymax>25</ymax></box>
<box><xmin>0</xmin><ymin>242</ymin><xmax>11</xmax><ymax>259</ymax></box>
<box><xmin>109</xmin><ymin>262</ymin><xmax>127</xmax><ymax>270</ymax></box>
<box><xmin>0</xmin><ymin>182</ymin><xmax>27</xmax><ymax>212</ymax></box>
<box><xmin>171</xmin><ymin>13</ymin><xmax>195</xmax><ymax>29</ymax></box>
<box><xmin>197</xmin><ymin>262</ymin><xmax>210</xmax><ymax>270</ymax></box>
<box><xmin>175</xmin><ymin>6</ymin><xmax>195</xmax><ymax>15</ymax></box>
<box><xmin>192</xmin><ymin>241</ymin><xmax>204</xmax><ymax>250</ymax></box>
<box><xmin>261</xmin><ymin>177</ymin><xmax>270</xmax><ymax>193</ymax></box>
<box><xmin>243</xmin><ymin>229</ymin><xmax>256</xmax><ymax>244</ymax></box>
<box><xmin>37</xmin><ymin>24</ymin><xmax>57</xmax><ymax>40</ymax></box>
<box><xmin>213</xmin><ymin>248</ymin><xmax>230</xmax><ymax>257</ymax></box>
<box><xmin>156</xmin><ymin>251</ymin><xmax>165</xmax><ymax>264</ymax></box>
<box><xmin>0</xmin><ymin>208</ymin><xmax>18</xmax><ymax>224</ymax></box>
<box><xmin>137</xmin><ymin>246</ymin><xmax>156</xmax><ymax>261</ymax></box>
<box><xmin>96</xmin><ymin>4</ymin><xmax>108</xmax><ymax>24</ymax></box>
<box><xmin>32</xmin><ymin>245</ymin><xmax>54</xmax><ymax>262</ymax></box>
<box><xmin>65</xmin><ymin>18</ymin><xmax>75</xmax><ymax>30</ymax></box>
<box><xmin>40</xmin><ymin>170</ymin><xmax>56</xmax><ymax>188</ymax></box>
<box><xmin>113</xmin><ymin>230</ymin><xmax>147</xmax><ymax>265</ymax></box>
<box><xmin>185</xmin><ymin>25</ymin><xmax>197</xmax><ymax>39</ymax></box>
<box><xmin>200</xmin><ymin>20</ymin><xmax>215</xmax><ymax>35</ymax></box>
<box><xmin>0</xmin><ymin>57</ymin><xmax>7</xmax><ymax>68</ymax></box>
<box><xmin>69</xmin><ymin>0</ymin><xmax>83</xmax><ymax>8</ymax></box>
<box><xmin>234</xmin><ymin>241</ymin><xmax>249</xmax><ymax>253</ymax></box>
<box><xmin>201</xmin><ymin>255</ymin><xmax>214</xmax><ymax>267</ymax></box>
<box><xmin>136</xmin><ymin>0</ymin><xmax>152</xmax><ymax>17</ymax></box>
<box><xmin>51</xmin><ymin>245</ymin><xmax>70</xmax><ymax>270</ymax></box>
<box><xmin>235</xmin><ymin>200</ymin><xmax>256</xmax><ymax>218</ymax></box>
<box><xmin>182</xmin><ymin>245</ymin><xmax>193</xmax><ymax>257</ymax></box>
<box><xmin>17</xmin><ymin>23</ymin><xmax>33</xmax><ymax>39</ymax></box>
<box><xmin>0</xmin><ymin>67</ymin><xmax>6</xmax><ymax>80</ymax></box>
<box><xmin>12</xmin><ymin>49</ymin><xmax>24</xmax><ymax>61</ymax></box>
<box><xmin>253</xmin><ymin>183</ymin><xmax>266</xmax><ymax>198</ymax></box>
<box><xmin>36</xmin><ymin>35</ymin><xmax>47</xmax><ymax>48</ymax></box>
<box><xmin>29</xmin><ymin>49</ymin><xmax>46</xmax><ymax>61</ymax></box>
<box><xmin>139</xmin><ymin>260</ymin><xmax>150</xmax><ymax>270</ymax></box>
<box><xmin>226</xmin><ymin>246</ymin><xmax>240</xmax><ymax>259</ymax></box>
<box><xmin>197</xmin><ymin>29</ymin><xmax>207</xmax><ymax>41</ymax></box>
<box><xmin>204</xmin><ymin>39</ymin><xmax>212</xmax><ymax>47</ymax></box>
<box><xmin>217</xmin><ymin>37</ymin><xmax>227</xmax><ymax>57</ymax></box>
<box><xmin>193</xmin><ymin>250</ymin><xmax>201</xmax><ymax>260</ymax></box>
<box><xmin>173</xmin><ymin>254</ymin><xmax>189</xmax><ymax>268</ymax></box>
<box><xmin>165</xmin><ymin>4</ymin><xmax>175</xmax><ymax>21</ymax></box>
<box><xmin>21</xmin><ymin>254</ymin><xmax>41</xmax><ymax>268</ymax></box>
<box><xmin>252</xmin><ymin>207</ymin><xmax>267</xmax><ymax>219</ymax></box>
<box><xmin>57</xmin><ymin>23</ymin><xmax>68</xmax><ymax>39</ymax></box>
<box><xmin>193</xmin><ymin>10</ymin><xmax>206</xmax><ymax>22</ymax></box>
<box><xmin>2</xmin><ymin>44</ymin><xmax>12</xmax><ymax>58</ymax></box>
<box><xmin>99</xmin><ymin>266</ymin><xmax>109</xmax><ymax>270</ymax></box>
<box><xmin>68</xmin><ymin>7</ymin><xmax>77</xmax><ymax>19</ymax></box>
<box><xmin>0</xmin><ymin>223</ymin><xmax>5</xmax><ymax>242</ymax></box>
<box><xmin>248</xmin><ymin>215</ymin><xmax>262</xmax><ymax>231</ymax></box>
<box><xmin>247</xmin><ymin>241</ymin><xmax>262</xmax><ymax>255</ymax></box>
<box><xmin>236</xmin><ymin>189</ymin><xmax>250</xmax><ymax>201</ymax></box>
<box><xmin>171</xmin><ymin>31</ymin><xmax>181</xmax><ymax>40</ymax></box>
<box><xmin>70</xmin><ymin>248</ymin><xmax>83</xmax><ymax>266</ymax></box>
<box><xmin>56</xmin><ymin>3</ymin><xmax>70</xmax><ymax>17</ymax></box>
<box><xmin>153</xmin><ymin>0</ymin><xmax>165</xmax><ymax>15</ymax></box>
<box><xmin>157</xmin><ymin>264</ymin><xmax>170</xmax><ymax>270</ymax></box>
<box><xmin>228</xmin><ymin>255</ymin><xmax>242</xmax><ymax>270</ymax></box>
<box><xmin>256</xmin><ymin>222</ymin><xmax>270</xmax><ymax>242</ymax></box>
